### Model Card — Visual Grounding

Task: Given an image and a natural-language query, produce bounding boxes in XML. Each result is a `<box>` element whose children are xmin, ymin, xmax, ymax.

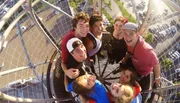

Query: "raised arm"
<box><xmin>153</xmin><ymin>63</ymin><xmax>161</xmax><ymax>86</ymax></box>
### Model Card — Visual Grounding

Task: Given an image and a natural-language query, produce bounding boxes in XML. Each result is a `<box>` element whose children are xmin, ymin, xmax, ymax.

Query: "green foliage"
<box><xmin>103</xmin><ymin>0</ymin><xmax>109</xmax><ymax>5</ymax></box>
<box><xmin>160</xmin><ymin>56</ymin><xmax>174</xmax><ymax>70</ymax></box>
<box><xmin>102</xmin><ymin>8</ymin><xmax>113</xmax><ymax>26</ymax></box>
<box><xmin>69</xmin><ymin>0</ymin><xmax>85</xmax><ymax>8</ymax></box>
<box><xmin>69</xmin><ymin>0</ymin><xmax>77</xmax><ymax>8</ymax></box>
<box><xmin>143</xmin><ymin>32</ymin><xmax>154</xmax><ymax>43</ymax></box>
<box><xmin>102</xmin><ymin>0</ymin><xmax>111</xmax><ymax>9</ymax></box>
<box><xmin>108</xmin><ymin>1</ymin><xmax>111</xmax><ymax>6</ymax></box>
<box><xmin>177</xmin><ymin>92</ymin><xmax>180</xmax><ymax>97</ymax></box>
<box><xmin>47</xmin><ymin>0</ymin><xmax>56</xmax><ymax>4</ymax></box>
<box><xmin>114</xmin><ymin>0</ymin><xmax>136</xmax><ymax>23</ymax></box>
<box><xmin>90</xmin><ymin>0</ymin><xmax>94</xmax><ymax>4</ymax></box>
<box><xmin>33</xmin><ymin>2</ymin><xmax>46</xmax><ymax>12</ymax></box>
<box><xmin>174</xmin><ymin>81</ymin><xmax>180</xmax><ymax>84</ymax></box>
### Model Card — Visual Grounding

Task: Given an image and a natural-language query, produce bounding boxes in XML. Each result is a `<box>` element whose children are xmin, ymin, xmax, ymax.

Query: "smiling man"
<box><xmin>65</xmin><ymin>37</ymin><xmax>88</xmax><ymax>82</ymax></box>
<box><xmin>84</xmin><ymin>15</ymin><xmax>103</xmax><ymax>57</ymax></box>
<box><xmin>61</xmin><ymin>12</ymin><xmax>89</xmax><ymax>80</ymax></box>
<box><xmin>122</xmin><ymin>22</ymin><xmax>161</xmax><ymax>102</ymax></box>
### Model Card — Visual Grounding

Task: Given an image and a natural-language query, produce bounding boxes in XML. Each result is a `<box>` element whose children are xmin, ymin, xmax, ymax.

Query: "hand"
<box><xmin>65</xmin><ymin>68</ymin><xmax>80</xmax><ymax>79</ymax></box>
<box><xmin>154</xmin><ymin>78</ymin><xmax>161</xmax><ymax>87</ymax></box>
<box><xmin>120</xmin><ymin>58</ymin><xmax>126</xmax><ymax>64</ymax></box>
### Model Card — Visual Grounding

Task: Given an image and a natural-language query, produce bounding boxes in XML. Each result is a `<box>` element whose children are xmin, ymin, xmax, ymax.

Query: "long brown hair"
<box><xmin>120</xmin><ymin>66</ymin><xmax>137</xmax><ymax>86</ymax></box>
<box><xmin>72</xmin><ymin>75</ymin><xmax>93</xmax><ymax>95</ymax></box>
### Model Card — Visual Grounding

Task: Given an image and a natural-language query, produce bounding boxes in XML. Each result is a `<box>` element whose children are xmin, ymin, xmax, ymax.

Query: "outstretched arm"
<box><xmin>153</xmin><ymin>63</ymin><xmax>161</xmax><ymax>87</ymax></box>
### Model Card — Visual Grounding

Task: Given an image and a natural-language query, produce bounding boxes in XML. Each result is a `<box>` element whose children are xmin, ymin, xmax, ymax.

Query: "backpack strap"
<box><xmin>87</xmin><ymin>33</ymin><xmax>97</xmax><ymax>49</ymax></box>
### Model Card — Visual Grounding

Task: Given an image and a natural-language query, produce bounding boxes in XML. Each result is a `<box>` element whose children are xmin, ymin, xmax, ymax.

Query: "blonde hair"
<box><xmin>114</xmin><ymin>85</ymin><xmax>134</xmax><ymax>103</ymax></box>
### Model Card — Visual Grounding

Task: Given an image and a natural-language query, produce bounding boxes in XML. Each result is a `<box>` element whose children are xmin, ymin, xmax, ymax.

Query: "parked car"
<box><xmin>0</xmin><ymin>9</ymin><xmax>7</xmax><ymax>18</ymax></box>
<box><xmin>174</xmin><ymin>68</ymin><xmax>180</xmax><ymax>82</ymax></box>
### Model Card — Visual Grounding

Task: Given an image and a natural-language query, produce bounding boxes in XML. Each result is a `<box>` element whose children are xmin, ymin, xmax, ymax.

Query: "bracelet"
<box><xmin>155</xmin><ymin>76</ymin><xmax>161</xmax><ymax>80</ymax></box>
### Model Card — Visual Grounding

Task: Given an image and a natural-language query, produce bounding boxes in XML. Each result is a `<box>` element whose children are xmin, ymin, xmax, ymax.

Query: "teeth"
<box><xmin>127</xmin><ymin>40</ymin><xmax>131</xmax><ymax>42</ymax></box>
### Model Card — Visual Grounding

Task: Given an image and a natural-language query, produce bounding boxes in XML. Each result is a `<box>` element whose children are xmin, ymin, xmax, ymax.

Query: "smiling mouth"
<box><xmin>80</xmin><ymin>53</ymin><xmax>86</xmax><ymax>57</ymax></box>
<box><xmin>81</xmin><ymin>32</ymin><xmax>87</xmax><ymax>35</ymax></box>
<box><xmin>126</xmin><ymin>40</ymin><xmax>132</xmax><ymax>43</ymax></box>
<box><xmin>111</xmin><ymin>84</ymin><xmax>117</xmax><ymax>89</ymax></box>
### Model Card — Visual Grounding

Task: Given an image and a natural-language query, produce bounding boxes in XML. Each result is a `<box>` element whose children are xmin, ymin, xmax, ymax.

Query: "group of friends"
<box><xmin>59</xmin><ymin>12</ymin><xmax>161</xmax><ymax>103</ymax></box>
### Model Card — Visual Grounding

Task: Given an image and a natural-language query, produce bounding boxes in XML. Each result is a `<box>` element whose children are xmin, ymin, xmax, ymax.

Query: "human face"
<box><xmin>78</xmin><ymin>74</ymin><xmax>96</xmax><ymax>89</ymax></box>
<box><xmin>120</xmin><ymin>70</ymin><xmax>132</xmax><ymax>84</ymax></box>
<box><xmin>113</xmin><ymin>21</ymin><xmax>124</xmax><ymax>40</ymax></box>
<box><xmin>110</xmin><ymin>83</ymin><xmax>125</xmax><ymax>98</ymax></box>
<box><xmin>123</xmin><ymin>29</ymin><xmax>138</xmax><ymax>47</ymax></box>
<box><xmin>75</xmin><ymin>19</ymin><xmax>89</xmax><ymax>38</ymax></box>
<box><xmin>90</xmin><ymin>21</ymin><xmax>103</xmax><ymax>36</ymax></box>
<box><xmin>71</xmin><ymin>44</ymin><xmax>87</xmax><ymax>62</ymax></box>
<box><xmin>114</xmin><ymin>21</ymin><xmax>123</xmax><ymax>32</ymax></box>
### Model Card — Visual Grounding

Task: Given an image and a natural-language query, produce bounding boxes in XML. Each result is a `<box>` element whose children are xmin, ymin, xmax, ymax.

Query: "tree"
<box><xmin>108</xmin><ymin>0</ymin><xmax>111</xmax><ymax>7</ymax></box>
<box><xmin>143</xmin><ymin>32</ymin><xmax>154</xmax><ymax>43</ymax></box>
<box><xmin>160</xmin><ymin>56</ymin><xmax>174</xmax><ymax>70</ymax></box>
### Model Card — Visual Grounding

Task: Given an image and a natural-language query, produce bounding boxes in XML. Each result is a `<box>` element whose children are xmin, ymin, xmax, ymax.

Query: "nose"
<box><xmin>97</xmin><ymin>26</ymin><xmax>102</xmax><ymax>31</ymax></box>
<box><xmin>77</xmin><ymin>47</ymin><xmax>85</xmax><ymax>55</ymax></box>
<box><xmin>124</xmin><ymin>34</ymin><xmax>130</xmax><ymax>39</ymax></box>
<box><xmin>82</xmin><ymin>25</ymin><xmax>89</xmax><ymax>31</ymax></box>
<box><xmin>118</xmin><ymin>83</ymin><xmax>122</xmax><ymax>87</ymax></box>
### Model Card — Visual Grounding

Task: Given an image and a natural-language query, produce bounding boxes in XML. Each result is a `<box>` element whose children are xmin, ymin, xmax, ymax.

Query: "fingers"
<box><xmin>65</xmin><ymin>69</ymin><xmax>79</xmax><ymax>79</ymax></box>
<box><xmin>154</xmin><ymin>79</ymin><xmax>161</xmax><ymax>87</ymax></box>
<box><xmin>73</xmin><ymin>70</ymin><xmax>80</xmax><ymax>78</ymax></box>
<box><xmin>70</xmin><ymin>69</ymin><xmax>80</xmax><ymax>79</ymax></box>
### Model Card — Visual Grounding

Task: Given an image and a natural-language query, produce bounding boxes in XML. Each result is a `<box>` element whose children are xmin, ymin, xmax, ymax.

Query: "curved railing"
<box><xmin>0</xmin><ymin>0</ymin><xmax>180</xmax><ymax>103</ymax></box>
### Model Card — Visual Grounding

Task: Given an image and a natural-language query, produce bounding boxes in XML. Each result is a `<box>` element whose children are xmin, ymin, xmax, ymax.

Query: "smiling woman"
<box><xmin>66</xmin><ymin>74</ymin><xmax>110</xmax><ymax>103</ymax></box>
<box><xmin>110</xmin><ymin>83</ymin><xmax>134</xmax><ymax>103</ymax></box>
<box><xmin>105</xmin><ymin>16</ymin><xmax>128</xmax><ymax>64</ymax></box>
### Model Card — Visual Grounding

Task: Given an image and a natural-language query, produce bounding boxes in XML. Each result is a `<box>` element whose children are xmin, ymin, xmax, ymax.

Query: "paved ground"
<box><xmin>0</xmin><ymin>8</ymin><xmax>62</xmax><ymax>89</ymax></box>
